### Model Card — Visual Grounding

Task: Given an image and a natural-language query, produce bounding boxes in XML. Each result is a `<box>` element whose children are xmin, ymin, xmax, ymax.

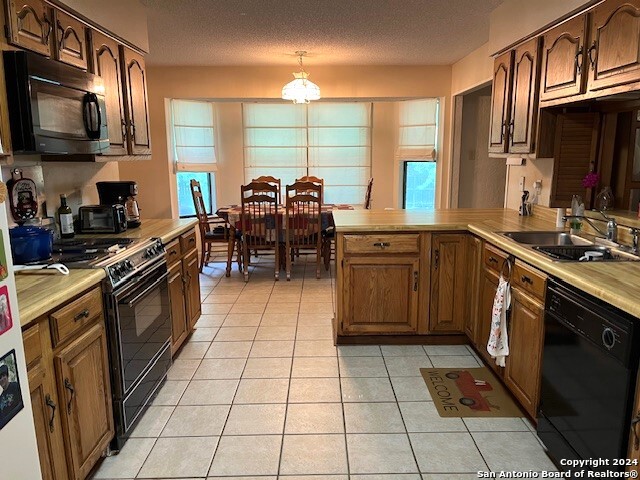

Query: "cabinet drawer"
<box><xmin>23</xmin><ymin>323</ymin><xmax>42</xmax><ymax>369</ymax></box>
<box><xmin>343</xmin><ymin>234</ymin><xmax>420</xmax><ymax>254</ymax></box>
<box><xmin>165</xmin><ymin>238</ymin><xmax>181</xmax><ymax>266</ymax></box>
<box><xmin>483</xmin><ymin>243</ymin><xmax>509</xmax><ymax>274</ymax></box>
<box><xmin>180</xmin><ymin>230</ymin><xmax>197</xmax><ymax>253</ymax></box>
<box><xmin>50</xmin><ymin>287</ymin><xmax>103</xmax><ymax>346</ymax></box>
<box><xmin>512</xmin><ymin>261</ymin><xmax>547</xmax><ymax>300</ymax></box>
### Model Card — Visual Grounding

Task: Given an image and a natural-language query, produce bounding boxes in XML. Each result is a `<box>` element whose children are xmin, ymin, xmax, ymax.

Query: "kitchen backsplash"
<box><xmin>1</xmin><ymin>159</ymin><xmax>120</xmax><ymax>227</ymax></box>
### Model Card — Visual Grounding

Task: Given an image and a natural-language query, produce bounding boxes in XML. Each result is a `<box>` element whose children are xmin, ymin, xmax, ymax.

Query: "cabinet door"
<box><xmin>476</xmin><ymin>268</ymin><xmax>500</xmax><ymax>372</ymax></box>
<box><xmin>588</xmin><ymin>0</ymin><xmax>640</xmax><ymax>91</ymax></box>
<box><xmin>540</xmin><ymin>14</ymin><xmax>587</xmax><ymax>101</ymax></box>
<box><xmin>429</xmin><ymin>233</ymin><xmax>467</xmax><ymax>333</ymax></box>
<box><xmin>504</xmin><ymin>286</ymin><xmax>544</xmax><ymax>418</ymax></box>
<box><xmin>53</xmin><ymin>9</ymin><xmax>87</xmax><ymax>69</ymax></box>
<box><xmin>121</xmin><ymin>46</ymin><xmax>151</xmax><ymax>155</ymax></box>
<box><xmin>55</xmin><ymin>322</ymin><xmax>114</xmax><ymax>480</ymax></box>
<box><xmin>183</xmin><ymin>248</ymin><xmax>201</xmax><ymax>331</ymax></box>
<box><xmin>5</xmin><ymin>0</ymin><xmax>52</xmax><ymax>56</ymax></box>
<box><xmin>509</xmin><ymin>38</ymin><xmax>541</xmax><ymax>154</ymax></box>
<box><xmin>342</xmin><ymin>256</ymin><xmax>420</xmax><ymax>334</ymax></box>
<box><xmin>488</xmin><ymin>50</ymin><xmax>514</xmax><ymax>154</ymax></box>
<box><xmin>464</xmin><ymin>236</ymin><xmax>483</xmax><ymax>342</ymax></box>
<box><xmin>92</xmin><ymin>31</ymin><xmax>127</xmax><ymax>155</ymax></box>
<box><xmin>168</xmin><ymin>261</ymin><xmax>188</xmax><ymax>355</ymax></box>
<box><xmin>28</xmin><ymin>363</ymin><xmax>68</xmax><ymax>480</ymax></box>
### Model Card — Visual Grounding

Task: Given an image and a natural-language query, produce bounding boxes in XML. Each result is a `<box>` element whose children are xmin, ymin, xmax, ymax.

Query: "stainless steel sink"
<box><xmin>533</xmin><ymin>245</ymin><xmax>640</xmax><ymax>262</ymax></box>
<box><xmin>501</xmin><ymin>231</ymin><xmax>594</xmax><ymax>246</ymax></box>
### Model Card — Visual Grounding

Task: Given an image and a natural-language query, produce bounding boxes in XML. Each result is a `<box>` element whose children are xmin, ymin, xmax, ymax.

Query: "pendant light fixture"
<box><xmin>281</xmin><ymin>51</ymin><xmax>321</xmax><ymax>104</ymax></box>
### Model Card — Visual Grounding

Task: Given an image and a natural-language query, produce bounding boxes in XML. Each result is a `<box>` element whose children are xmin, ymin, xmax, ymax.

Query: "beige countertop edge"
<box><xmin>17</xmin><ymin>269</ymin><xmax>107</xmax><ymax>328</ymax></box>
<box><xmin>16</xmin><ymin>218</ymin><xmax>199</xmax><ymax>329</ymax></box>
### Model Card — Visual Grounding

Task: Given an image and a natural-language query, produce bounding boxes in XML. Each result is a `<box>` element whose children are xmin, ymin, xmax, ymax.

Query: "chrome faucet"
<box><xmin>563</xmin><ymin>210</ymin><xmax>618</xmax><ymax>242</ymax></box>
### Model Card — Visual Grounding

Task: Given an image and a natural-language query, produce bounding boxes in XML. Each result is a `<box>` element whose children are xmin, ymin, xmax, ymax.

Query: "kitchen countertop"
<box><xmin>16</xmin><ymin>218</ymin><xmax>198</xmax><ymax>328</ymax></box>
<box><xmin>333</xmin><ymin>208</ymin><xmax>640</xmax><ymax>318</ymax></box>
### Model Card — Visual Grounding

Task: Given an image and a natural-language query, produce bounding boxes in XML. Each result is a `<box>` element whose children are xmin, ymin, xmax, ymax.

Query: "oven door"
<box><xmin>112</xmin><ymin>261</ymin><xmax>171</xmax><ymax>396</ymax></box>
<box><xmin>29</xmin><ymin>77</ymin><xmax>108</xmax><ymax>154</ymax></box>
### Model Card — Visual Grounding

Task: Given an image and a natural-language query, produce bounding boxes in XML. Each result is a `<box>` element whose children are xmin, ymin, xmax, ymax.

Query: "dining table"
<box><xmin>215</xmin><ymin>203</ymin><xmax>354</xmax><ymax>275</ymax></box>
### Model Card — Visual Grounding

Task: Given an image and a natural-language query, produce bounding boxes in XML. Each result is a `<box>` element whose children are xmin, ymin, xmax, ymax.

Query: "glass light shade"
<box><xmin>282</xmin><ymin>71</ymin><xmax>321</xmax><ymax>104</ymax></box>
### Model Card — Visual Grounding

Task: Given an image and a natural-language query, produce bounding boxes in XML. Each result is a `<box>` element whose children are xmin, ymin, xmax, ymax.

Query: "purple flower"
<box><xmin>582</xmin><ymin>172</ymin><xmax>600</xmax><ymax>189</ymax></box>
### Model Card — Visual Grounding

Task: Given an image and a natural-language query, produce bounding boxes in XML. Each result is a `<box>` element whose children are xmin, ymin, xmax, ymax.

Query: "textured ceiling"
<box><xmin>144</xmin><ymin>0</ymin><xmax>503</xmax><ymax>66</ymax></box>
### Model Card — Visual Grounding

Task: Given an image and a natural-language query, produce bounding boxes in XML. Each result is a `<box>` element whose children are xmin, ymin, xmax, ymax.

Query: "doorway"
<box><xmin>454</xmin><ymin>85</ymin><xmax>506</xmax><ymax>208</ymax></box>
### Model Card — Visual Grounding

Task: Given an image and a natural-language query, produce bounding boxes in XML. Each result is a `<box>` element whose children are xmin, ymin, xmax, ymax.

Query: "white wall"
<box><xmin>451</xmin><ymin>43</ymin><xmax>493</xmax><ymax>96</ymax></box>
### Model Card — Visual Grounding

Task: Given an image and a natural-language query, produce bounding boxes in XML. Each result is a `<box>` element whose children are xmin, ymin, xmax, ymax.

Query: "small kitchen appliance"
<box><xmin>96</xmin><ymin>181</ymin><xmax>141</xmax><ymax>228</ymax></box>
<box><xmin>3</xmin><ymin>51</ymin><xmax>108</xmax><ymax>155</ymax></box>
<box><xmin>78</xmin><ymin>205</ymin><xmax>128</xmax><ymax>233</ymax></box>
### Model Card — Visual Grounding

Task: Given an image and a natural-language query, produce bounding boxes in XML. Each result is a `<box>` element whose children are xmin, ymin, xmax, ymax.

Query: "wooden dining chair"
<box><xmin>252</xmin><ymin>175</ymin><xmax>282</xmax><ymax>202</ymax></box>
<box><xmin>285</xmin><ymin>181</ymin><xmax>323</xmax><ymax>280</ymax></box>
<box><xmin>364</xmin><ymin>177</ymin><xmax>374</xmax><ymax>209</ymax></box>
<box><xmin>190</xmin><ymin>179</ymin><xmax>241</xmax><ymax>274</ymax></box>
<box><xmin>240</xmin><ymin>181</ymin><xmax>281</xmax><ymax>281</ymax></box>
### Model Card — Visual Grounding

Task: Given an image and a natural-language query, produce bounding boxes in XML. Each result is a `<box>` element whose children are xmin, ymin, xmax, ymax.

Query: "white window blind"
<box><xmin>397</xmin><ymin>98</ymin><xmax>439</xmax><ymax>160</ymax></box>
<box><xmin>171</xmin><ymin>99</ymin><xmax>217</xmax><ymax>172</ymax></box>
<box><xmin>243</xmin><ymin>102</ymin><xmax>372</xmax><ymax>205</ymax></box>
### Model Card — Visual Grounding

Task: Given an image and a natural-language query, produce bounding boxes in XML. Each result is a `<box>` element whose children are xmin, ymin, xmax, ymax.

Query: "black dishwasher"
<box><xmin>538</xmin><ymin>278</ymin><xmax>640</xmax><ymax>471</ymax></box>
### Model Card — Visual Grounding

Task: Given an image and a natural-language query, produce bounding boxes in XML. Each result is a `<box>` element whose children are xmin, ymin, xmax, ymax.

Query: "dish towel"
<box><xmin>487</xmin><ymin>274</ymin><xmax>511</xmax><ymax>367</ymax></box>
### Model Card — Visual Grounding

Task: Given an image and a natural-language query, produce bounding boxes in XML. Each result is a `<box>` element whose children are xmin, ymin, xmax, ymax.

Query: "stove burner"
<box><xmin>59</xmin><ymin>253</ymin><xmax>101</xmax><ymax>263</ymax></box>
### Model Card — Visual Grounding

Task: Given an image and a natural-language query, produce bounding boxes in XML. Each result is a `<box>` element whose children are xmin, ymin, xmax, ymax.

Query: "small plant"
<box><xmin>570</xmin><ymin>219</ymin><xmax>583</xmax><ymax>231</ymax></box>
<box><xmin>582</xmin><ymin>171</ymin><xmax>600</xmax><ymax>189</ymax></box>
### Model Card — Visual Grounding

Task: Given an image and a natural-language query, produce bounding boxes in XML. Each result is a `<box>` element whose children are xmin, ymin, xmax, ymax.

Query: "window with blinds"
<box><xmin>170</xmin><ymin>99</ymin><xmax>218</xmax><ymax>217</ymax></box>
<box><xmin>398</xmin><ymin>99</ymin><xmax>439</xmax><ymax>211</ymax></box>
<box><xmin>397</xmin><ymin>98</ymin><xmax>439</xmax><ymax>160</ymax></box>
<box><xmin>243</xmin><ymin>102</ymin><xmax>372</xmax><ymax>205</ymax></box>
<box><xmin>171</xmin><ymin>99</ymin><xmax>217</xmax><ymax>171</ymax></box>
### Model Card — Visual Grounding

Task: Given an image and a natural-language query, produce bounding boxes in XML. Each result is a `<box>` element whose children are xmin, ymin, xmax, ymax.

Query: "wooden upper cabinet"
<box><xmin>5</xmin><ymin>0</ymin><xmax>52</xmax><ymax>56</ymax></box>
<box><xmin>509</xmin><ymin>38</ymin><xmax>541</xmax><ymax>154</ymax></box>
<box><xmin>53</xmin><ymin>9</ymin><xmax>87</xmax><ymax>69</ymax></box>
<box><xmin>121</xmin><ymin>46</ymin><xmax>151</xmax><ymax>155</ymax></box>
<box><xmin>489</xmin><ymin>50</ymin><xmax>514</xmax><ymax>154</ymax></box>
<box><xmin>540</xmin><ymin>14</ymin><xmax>587</xmax><ymax>101</ymax></box>
<box><xmin>92</xmin><ymin>31</ymin><xmax>127</xmax><ymax>155</ymax></box>
<box><xmin>429</xmin><ymin>233</ymin><xmax>468</xmax><ymax>333</ymax></box>
<box><xmin>55</xmin><ymin>322</ymin><xmax>114</xmax><ymax>480</ymax></box>
<box><xmin>588</xmin><ymin>0</ymin><xmax>640</xmax><ymax>91</ymax></box>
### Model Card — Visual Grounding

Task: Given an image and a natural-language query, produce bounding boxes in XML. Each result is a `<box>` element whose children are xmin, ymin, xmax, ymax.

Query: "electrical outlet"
<box><xmin>533</xmin><ymin>180</ymin><xmax>542</xmax><ymax>192</ymax></box>
<box><xmin>519</xmin><ymin>176</ymin><xmax>525</xmax><ymax>192</ymax></box>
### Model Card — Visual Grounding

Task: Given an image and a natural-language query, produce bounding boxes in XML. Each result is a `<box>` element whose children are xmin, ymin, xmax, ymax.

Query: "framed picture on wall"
<box><xmin>0</xmin><ymin>285</ymin><xmax>13</xmax><ymax>337</ymax></box>
<box><xmin>0</xmin><ymin>349</ymin><xmax>24</xmax><ymax>430</ymax></box>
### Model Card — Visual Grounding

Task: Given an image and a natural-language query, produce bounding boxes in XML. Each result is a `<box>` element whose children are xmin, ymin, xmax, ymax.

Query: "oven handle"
<box><xmin>121</xmin><ymin>271</ymin><xmax>169</xmax><ymax>308</ymax></box>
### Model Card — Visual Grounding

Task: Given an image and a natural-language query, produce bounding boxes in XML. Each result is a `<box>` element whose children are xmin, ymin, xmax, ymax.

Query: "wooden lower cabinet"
<box><xmin>476</xmin><ymin>268</ymin><xmax>500</xmax><ymax>372</ymax></box>
<box><xmin>341</xmin><ymin>256</ymin><xmax>420</xmax><ymax>334</ymax></box>
<box><xmin>29</xmin><ymin>363</ymin><xmax>68</xmax><ymax>480</ymax></box>
<box><xmin>504</xmin><ymin>286</ymin><xmax>544</xmax><ymax>418</ymax></box>
<box><xmin>168</xmin><ymin>261</ymin><xmax>188</xmax><ymax>351</ymax></box>
<box><xmin>167</xmin><ymin>228</ymin><xmax>202</xmax><ymax>355</ymax></box>
<box><xmin>464</xmin><ymin>235</ymin><xmax>483</xmax><ymax>342</ymax></box>
<box><xmin>627</xmin><ymin>370</ymin><xmax>640</xmax><ymax>470</ymax></box>
<box><xmin>23</xmin><ymin>286</ymin><xmax>114</xmax><ymax>480</ymax></box>
<box><xmin>184</xmin><ymin>248</ymin><xmax>201</xmax><ymax>330</ymax></box>
<box><xmin>429</xmin><ymin>233</ymin><xmax>468</xmax><ymax>333</ymax></box>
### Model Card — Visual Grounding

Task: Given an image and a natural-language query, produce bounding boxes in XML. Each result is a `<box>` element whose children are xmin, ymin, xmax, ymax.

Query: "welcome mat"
<box><xmin>420</xmin><ymin>367</ymin><xmax>524</xmax><ymax>418</ymax></box>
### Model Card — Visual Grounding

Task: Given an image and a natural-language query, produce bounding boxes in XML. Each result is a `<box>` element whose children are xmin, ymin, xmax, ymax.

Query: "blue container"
<box><xmin>9</xmin><ymin>226</ymin><xmax>54</xmax><ymax>264</ymax></box>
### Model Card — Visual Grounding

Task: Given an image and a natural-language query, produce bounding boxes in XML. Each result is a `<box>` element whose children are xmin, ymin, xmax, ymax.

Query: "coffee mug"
<box><xmin>579</xmin><ymin>251</ymin><xmax>604</xmax><ymax>262</ymax></box>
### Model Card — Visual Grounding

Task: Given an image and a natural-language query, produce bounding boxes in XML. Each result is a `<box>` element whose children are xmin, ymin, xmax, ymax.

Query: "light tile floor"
<box><xmin>91</xmin><ymin>255</ymin><xmax>555</xmax><ymax>479</ymax></box>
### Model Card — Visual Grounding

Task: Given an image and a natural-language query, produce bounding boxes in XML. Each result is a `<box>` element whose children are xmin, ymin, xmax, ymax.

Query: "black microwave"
<box><xmin>3</xmin><ymin>51</ymin><xmax>109</xmax><ymax>155</ymax></box>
